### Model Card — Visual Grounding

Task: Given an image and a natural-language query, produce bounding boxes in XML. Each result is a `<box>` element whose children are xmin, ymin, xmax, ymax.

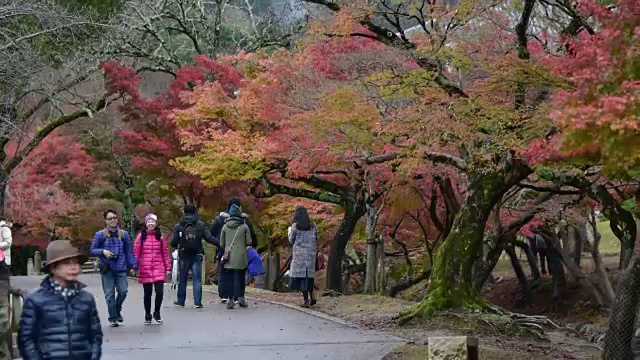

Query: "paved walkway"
<box><xmin>12</xmin><ymin>275</ymin><xmax>400</xmax><ymax>359</ymax></box>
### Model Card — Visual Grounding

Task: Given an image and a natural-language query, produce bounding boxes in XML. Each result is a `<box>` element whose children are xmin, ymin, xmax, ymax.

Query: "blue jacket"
<box><xmin>247</xmin><ymin>248</ymin><xmax>265</xmax><ymax>276</ymax></box>
<box><xmin>18</xmin><ymin>277</ymin><xmax>103</xmax><ymax>360</ymax></box>
<box><xmin>90</xmin><ymin>227</ymin><xmax>137</xmax><ymax>272</ymax></box>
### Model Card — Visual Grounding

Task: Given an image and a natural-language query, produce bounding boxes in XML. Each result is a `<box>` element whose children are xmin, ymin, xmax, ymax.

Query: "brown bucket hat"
<box><xmin>45</xmin><ymin>240</ymin><xmax>84</xmax><ymax>270</ymax></box>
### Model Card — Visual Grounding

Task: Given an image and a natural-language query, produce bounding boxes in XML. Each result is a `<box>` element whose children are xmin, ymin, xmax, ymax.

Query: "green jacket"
<box><xmin>220</xmin><ymin>217</ymin><xmax>251</xmax><ymax>270</ymax></box>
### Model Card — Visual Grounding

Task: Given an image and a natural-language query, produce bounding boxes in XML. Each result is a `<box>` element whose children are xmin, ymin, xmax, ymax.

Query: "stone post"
<box><xmin>27</xmin><ymin>258</ymin><xmax>34</xmax><ymax>276</ymax></box>
<box><xmin>34</xmin><ymin>251</ymin><xmax>42</xmax><ymax>274</ymax></box>
<box><xmin>428</xmin><ymin>336</ymin><xmax>479</xmax><ymax>360</ymax></box>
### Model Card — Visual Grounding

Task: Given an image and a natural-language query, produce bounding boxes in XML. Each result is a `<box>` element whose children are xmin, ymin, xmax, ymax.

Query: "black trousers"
<box><xmin>538</xmin><ymin>248</ymin><xmax>549</xmax><ymax>274</ymax></box>
<box><xmin>228</xmin><ymin>269</ymin><xmax>246</xmax><ymax>299</ymax></box>
<box><xmin>143</xmin><ymin>281</ymin><xmax>164</xmax><ymax>315</ymax></box>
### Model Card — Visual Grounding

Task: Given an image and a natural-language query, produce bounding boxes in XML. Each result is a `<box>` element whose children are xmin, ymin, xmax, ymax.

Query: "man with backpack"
<box><xmin>210</xmin><ymin>196</ymin><xmax>258</xmax><ymax>303</ymax></box>
<box><xmin>90</xmin><ymin>209</ymin><xmax>137</xmax><ymax>327</ymax></box>
<box><xmin>171</xmin><ymin>204</ymin><xmax>215</xmax><ymax>308</ymax></box>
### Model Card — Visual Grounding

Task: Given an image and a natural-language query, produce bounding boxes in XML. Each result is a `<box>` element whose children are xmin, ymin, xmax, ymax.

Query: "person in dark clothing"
<box><xmin>535</xmin><ymin>233</ymin><xmax>549</xmax><ymax>275</ymax></box>
<box><xmin>171</xmin><ymin>204</ymin><xmax>215</xmax><ymax>308</ymax></box>
<box><xmin>210</xmin><ymin>196</ymin><xmax>257</xmax><ymax>303</ymax></box>
<box><xmin>19</xmin><ymin>240</ymin><xmax>103</xmax><ymax>360</ymax></box>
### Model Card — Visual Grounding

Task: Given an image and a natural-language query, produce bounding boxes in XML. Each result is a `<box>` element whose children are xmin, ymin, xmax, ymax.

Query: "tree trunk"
<box><xmin>505</xmin><ymin>244</ymin><xmax>533</xmax><ymax>304</ymax></box>
<box><xmin>472</xmin><ymin>235</ymin><xmax>506</xmax><ymax>291</ymax></box>
<box><xmin>572</xmin><ymin>225</ymin><xmax>583</xmax><ymax>268</ymax></box>
<box><xmin>265</xmin><ymin>235</ymin><xmax>280</xmax><ymax>291</ymax></box>
<box><xmin>0</xmin><ymin>180</ymin><xmax>6</xmax><ymax>219</ymax></box>
<box><xmin>389</xmin><ymin>271</ymin><xmax>431</xmax><ymax>297</ymax></box>
<box><xmin>550</xmin><ymin>234</ymin><xmax>605</xmax><ymax>306</ymax></box>
<box><xmin>377</xmin><ymin>236</ymin><xmax>386</xmax><ymax>293</ymax></box>
<box><xmin>547</xmin><ymin>237</ymin><xmax>568</xmax><ymax>298</ymax></box>
<box><xmin>398</xmin><ymin>163</ymin><xmax>530</xmax><ymax>321</ymax></box>
<box><xmin>326</xmin><ymin>204</ymin><xmax>363</xmax><ymax>292</ymax></box>
<box><xmin>584</xmin><ymin>218</ymin><xmax>615</xmax><ymax>305</ymax></box>
<box><xmin>122</xmin><ymin>187</ymin><xmax>135</xmax><ymax>236</ymax></box>
<box><xmin>604</xmin><ymin>256</ymin><xmax>640</xmax><ymax>360</ymax></box>
<box><xmin>514</xmin><ymin>239</ymin><xmax>541</xmax><ymax>281</ymax></box>
<box><xmin>364</xmin><ymin>195</ymin><xmax>381</xmax><ymax>294</ymax></box>
<box><xmin>364</xmin><ymin>239</ymin><xmax>379</xmax><ymax>294</ymax></box>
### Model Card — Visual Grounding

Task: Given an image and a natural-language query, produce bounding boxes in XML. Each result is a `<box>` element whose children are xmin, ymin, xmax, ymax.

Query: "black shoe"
<box><xmin>116</xmin><ymin>315</ymin><xmax>124</xmax><ymax>323</ymax></box>
<box><xmin>173</xmin><ymin>301</ymin><xmax>184</xmax><ymax>307</ymax></box>
<box><xmin>153</xmin><ymin>312</ymin><xmax>163</xmax><ymax>324</ymax></box>
<box><xmin>310</xmin><ymin>299</ymin><xmax>317</xmax><ymax>306</ymax></box>
<box><xmin>110</xmin><ymin>321</ymin><xmax>119</xmax><ymax>327</ymax></box>
<box><xmin>144</xmin><ymin>314</ymin><xmax>152</xmax><ymax>324</ymax></box>
<box><xmin>195</xmin><ymin>304</ymin><xmax>203</xmax><ymax>309</ymax></box>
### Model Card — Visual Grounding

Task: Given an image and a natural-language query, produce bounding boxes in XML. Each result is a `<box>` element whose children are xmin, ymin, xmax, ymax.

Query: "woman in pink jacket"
<box><xmin>134</xmin><ymin>213</ymin><xmax>171</xmax><ymax>324</ymax></box>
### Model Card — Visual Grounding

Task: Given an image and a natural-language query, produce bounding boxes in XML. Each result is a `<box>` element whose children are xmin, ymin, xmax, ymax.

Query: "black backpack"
<box><xmin>179</xmin><ymin>222</ymin><xmax>201</xmax><ymax>255</ymax></box>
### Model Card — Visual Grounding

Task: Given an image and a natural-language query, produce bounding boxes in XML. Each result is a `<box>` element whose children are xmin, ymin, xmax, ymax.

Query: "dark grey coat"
<box><xmin>288</xmin><ymin>223</ymin><xmax>317</xmax><ymax>279</ymax></box>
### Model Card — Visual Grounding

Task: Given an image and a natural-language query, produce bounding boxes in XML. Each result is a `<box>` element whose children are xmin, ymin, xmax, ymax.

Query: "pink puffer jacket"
<box><xmin>134</xmin><ymin>231</ymin><xmax>171</xmax><ymax>284</ymax></box>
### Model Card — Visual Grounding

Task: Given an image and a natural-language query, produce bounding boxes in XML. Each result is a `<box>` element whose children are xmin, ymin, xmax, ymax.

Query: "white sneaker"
<box><xmin>220</xmin><ymin>298</ymin><xmax>228</xmax><ymax>304</ymax></box>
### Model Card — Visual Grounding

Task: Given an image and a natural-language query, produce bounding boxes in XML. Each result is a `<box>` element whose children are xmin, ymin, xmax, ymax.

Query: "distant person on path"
<box><xmin>219</xmin><ymin>204</ymin><xmax>252</xmax><ymax>309</ymax></box>
<box><xmin>211</xmin><ymin>196</ymin><xmax>258</xmax><ymax>303</ymax></box>
<box><xmin>171</xmin><ymin>204</ymin><xmax>214</xmax><ymax>308</ymax></box>
<box><xmin>288</xmin><ymin>206</ymin><xmax>318</xmax><ymax>308</ymax></box>
<box><xmin>246</xmin><ymin>247</ymin><xmax>266</xmax><ymax>289</ymax></box>
<box><xmin>134</xmin><ymin>213</ymin><xmax>171</xmax><ymax>324</ymax></box>
<box><xmin>0</xmin><ymin>220</ymin><xmax>13</xmax><ymax>270</ymax></box>
<box><xmin>535</xmin><ymin>233</ymin><xmax>549</xmax><ymax>275</ymax></box>
<box><xmin>90</xmin><ymin>209</ymin><xmax>137</xmax><ymax>327</ymax></box>
<box><xmin>19</xmin><ymin>240</ymin><xmax>103</xmax><ymax>360</ymax></box>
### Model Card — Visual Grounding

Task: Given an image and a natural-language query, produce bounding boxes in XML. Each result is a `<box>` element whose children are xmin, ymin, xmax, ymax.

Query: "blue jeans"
<box><xmin>177</xmin><ymin>254</ymin><xmax>203</xmax><ymax>306</ymax></box>
<box><xmin>101</xmin><ymin>271</ymin><xmax>128</xmax><ymax>321</ymax></box>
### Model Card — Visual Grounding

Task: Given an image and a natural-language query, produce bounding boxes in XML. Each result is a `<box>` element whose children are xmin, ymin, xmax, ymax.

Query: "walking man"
<box><xmin>172</xmin><ymin>204</ymin><xmax>215</xmax><ymax>308</ymax></box>
<box><xmin>90</xmin><ymin>209</ymin><xmax>137</xmax><ymax>327</ymax></box>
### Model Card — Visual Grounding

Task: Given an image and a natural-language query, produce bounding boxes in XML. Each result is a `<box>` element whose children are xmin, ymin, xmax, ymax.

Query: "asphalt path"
<box><xmin>12</xmin><ymin>275</ymin><xmax>401</xmax><ymax>359</ymax></box>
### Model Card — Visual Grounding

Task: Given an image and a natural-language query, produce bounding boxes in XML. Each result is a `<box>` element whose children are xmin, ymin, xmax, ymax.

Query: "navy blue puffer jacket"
<box><xmin>18</xmin><ymin>277</ymin><xmax>103</xmax><ymax>360</ymax></box>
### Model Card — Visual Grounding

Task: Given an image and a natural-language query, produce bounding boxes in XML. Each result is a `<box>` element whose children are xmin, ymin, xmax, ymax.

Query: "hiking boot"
<box><xmin>153</xmin><ymin>312</ymin><xmax>163</xmax><ymax>324</ymax></box>
<box><xmin>110</xmin><ymin>321</ymin><xmax>119</xmax><ymax>327</ymax></box>
<box><xmin>144</xmin><ymin>314</ymin><xmax>152</xmax><ymax>325</ymax></box>
<box><xmin>173</xmin><ymin>301</ymin><xmax>184</xmax><ymax>307</ymax></box>
<box><xmin>227</xmin><ymin>300</ymin><xmax>235</xmax><ymax>309</ymax></box>
<box><xmin>238</xmin><ymin>297</ymin><xmax>248</xmax><ymax>308</ymax></box>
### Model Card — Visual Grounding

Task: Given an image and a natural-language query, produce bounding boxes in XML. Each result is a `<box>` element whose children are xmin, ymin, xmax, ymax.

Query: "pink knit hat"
<box><xmin>145</xmin><ymin>213</ymin><xmax>158</xmax><ymax>224</ymax></box>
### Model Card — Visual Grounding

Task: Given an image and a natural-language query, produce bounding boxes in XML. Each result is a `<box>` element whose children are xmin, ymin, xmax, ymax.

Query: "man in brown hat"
<box><xmin>18</xmin><ymin>240</ymin><xmax>103</xmax><ymax>360</ymax></box>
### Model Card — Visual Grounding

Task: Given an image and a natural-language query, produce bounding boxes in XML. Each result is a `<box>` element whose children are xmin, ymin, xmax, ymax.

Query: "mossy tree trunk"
<box><xmin>605</xmin><ymin>189</ymin><xmax>640</xmax><ymax>360</ymax></box>
<box><xmin>398</xmin><ymin>159</ymin><xmax>531</xmax><ymax>322</ymax></box>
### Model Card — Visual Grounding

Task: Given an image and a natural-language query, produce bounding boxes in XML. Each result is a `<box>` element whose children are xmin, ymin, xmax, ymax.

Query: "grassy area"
<box><xmin>596</xmin><ymin>219</ymin><xmax>620</xmax><ymax>254</ymax></box>
<box><xmin>493</xmin><ymin>219</ymin><xmax>621</xmax><ymax>277</ymax></box>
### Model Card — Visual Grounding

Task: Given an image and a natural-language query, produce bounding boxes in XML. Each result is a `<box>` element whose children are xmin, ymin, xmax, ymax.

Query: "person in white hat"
<box><xmin>18</xmin><ymin>240</ymin><xmax>103</xmax><ymax>360</ymax></box>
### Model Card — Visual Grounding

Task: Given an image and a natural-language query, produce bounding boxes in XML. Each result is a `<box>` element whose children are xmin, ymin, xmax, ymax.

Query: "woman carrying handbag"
<box><xmin>219</xmin><ymin>204</ymin><xmax>252</xmax><ymax>309</ymax></box>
